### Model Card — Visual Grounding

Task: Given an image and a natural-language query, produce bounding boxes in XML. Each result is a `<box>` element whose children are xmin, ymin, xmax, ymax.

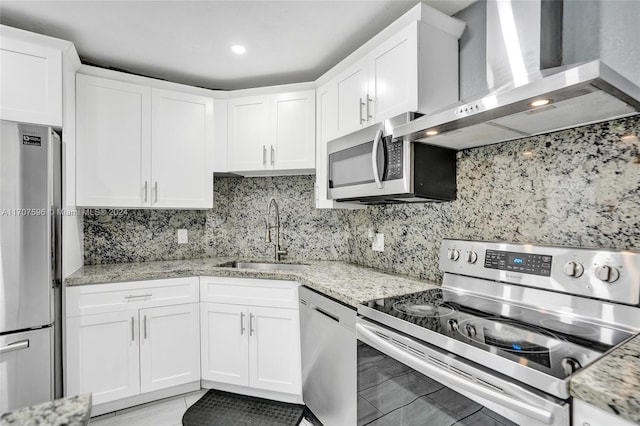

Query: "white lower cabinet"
<box><xmin>200</xmin><ymin>302</ymin><xmax>249</xmax><ymax>387</ymax></box>
<box><xmin>139</xmin><ymin>303</ymin><xmax>200</xmax><ymax>393</ymax></box>
<box><xmin>200</xmin><ymin>277</ymin><xmax>302</xmax><ymax>401</ymax></box>
<box><xmin>65</xmin><ymin>278</ymin><xmax>200</xmax><ymax>411</ymax></box>
<box><xmin>248</xmin><ymin>305</ymin><xmax>301</xmax><ymax>395</ymax></box>
<box><xmin>66</xmin><ymin>311</ymin><xmax>140</xmax><ymax>405</ymax></box>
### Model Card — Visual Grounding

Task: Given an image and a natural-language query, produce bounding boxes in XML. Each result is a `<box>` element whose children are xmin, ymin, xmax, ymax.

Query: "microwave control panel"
<box><xmin>386</xmin><ymin>138</ymin><xmax>404</xmax><ymax>180</ymax></box>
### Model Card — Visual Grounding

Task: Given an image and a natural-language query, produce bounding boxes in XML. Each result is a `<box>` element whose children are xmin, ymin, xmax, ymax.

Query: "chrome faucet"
<box><xmin>265</xmin><ymin>198</ymin><xmax>287</xmax><ymax>261</ymax></box>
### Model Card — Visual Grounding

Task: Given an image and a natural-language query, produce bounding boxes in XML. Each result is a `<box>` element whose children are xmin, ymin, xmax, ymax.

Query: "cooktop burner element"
<box><xmin>358</xmin><ymin>239</ymin><xmax>640</xmax><ymax>400</ymax></box>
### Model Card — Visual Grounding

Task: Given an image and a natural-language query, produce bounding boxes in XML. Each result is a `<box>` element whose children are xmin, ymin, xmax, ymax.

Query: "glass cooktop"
<box><xmin>360</xmin><ymin>288</ymin><xmax>632</xmax><ymax>380</ymax></box>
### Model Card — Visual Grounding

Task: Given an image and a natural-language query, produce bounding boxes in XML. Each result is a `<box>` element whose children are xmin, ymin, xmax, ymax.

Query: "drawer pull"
<box><xmin>125</xmin><ymin>294</ymin><xmax>152</xmax><ymax>300</ymax></box>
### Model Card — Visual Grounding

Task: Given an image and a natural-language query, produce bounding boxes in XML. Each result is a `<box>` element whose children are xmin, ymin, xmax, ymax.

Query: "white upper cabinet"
<box><xmin>227</xmin><ymin>89</ymin><xmax>315</xmax><ymax>175</ymax></box>
<box><xmin>151</xmin><ymin>89</ymin><xmax>213</xmax><ymax>208</ymax></box>
<box><xmin>75</xmin><ymin>73</ymin><xmax>214</xmax><ymax>208</ymax></box>
<box><xmin>0</xmin><ymin>25</ymin><xmax>64</xmax><ymax>127</ymax></box>
<box><xmin>322</xmin><ymin>19</ymin><xmax>461</xmax><ymax>140</ymax></box>
<box><xmin>335</xmin><ymin>62</ymin><xmax>368</xmax><ymax>137</ymax></box>
<box><xmin>76</xmin><ymin>75</ymin><xmax>151</xmax><ymax>207</ymax></box>
<box><xmin>227</xmin><ymin>95</ymin><xmax>270</xmax><ymax>172</ymax></box>
<box><xmin>270</xmin><ymin>91</ymin><xmax>315</xmax><ymax>171</ymax></box>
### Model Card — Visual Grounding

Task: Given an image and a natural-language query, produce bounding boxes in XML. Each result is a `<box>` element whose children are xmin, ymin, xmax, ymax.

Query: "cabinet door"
<box><xmin>76</xmin><ymin>74</ymin><xmax>151</xmax><ymax>207</ymax></box>
<box><xmin>227</xmin><ymin>95</ymin><xmax>270</xmax><ymax>172</ymax></box>
<box><xmin>151</xmin><ymin>89</ymin><xmax>214</xmax><ymax>208</ymax></box>
<box><xmin>335</xmin><ymin>60</ymin><xmax>368</xmax><ymax>137</ymax></box>
<box><xmin>315</xmin><ymin>83</ymin><xmax>337</xmax><ymax>208</ymax></box>
<box><xmin>270</xmin><ymin>90</ymin><xmax>315</xmax><ymax>171</ymax></box>
<box><xmin>66</xmin><ymin>311</ymin><xmax>140</xmax><ymax>405</ymax></box>
<box><xmin>0</xmin><ymin>32</ymin><xmax>62</xmax><ymax>126</ymax></box>
<box><xmin>248</xmin><ymin>306</ymin><xmax>301</xmax><ymax>395</ymax></box>
<box><xmin>139</xmin><ymin>303</ymin><xmax>200</xmax><ymax>393</ymax></box>
<box><xmin>200</xmin><ymin>302</ymin><xmax>249</xmax><ymax>386</ymax></box>
<box><xmin>367</xmin><ymin>23</ymin><xmax>418</xmax><ymax>122</ymax></box>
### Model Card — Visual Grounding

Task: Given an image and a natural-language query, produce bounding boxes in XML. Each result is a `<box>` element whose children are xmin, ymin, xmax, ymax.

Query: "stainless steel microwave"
<box><xmin>327</xmin><ymin>119</ymin><xmax>456</xmax><ymax>204</ymax></box>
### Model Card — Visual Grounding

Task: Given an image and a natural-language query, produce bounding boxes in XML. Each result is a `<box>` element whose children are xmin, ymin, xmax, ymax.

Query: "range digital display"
<box><xmin>485</xmin><ymin>250</ymin><xmax>552</xmax><ymax>276</ymax></box>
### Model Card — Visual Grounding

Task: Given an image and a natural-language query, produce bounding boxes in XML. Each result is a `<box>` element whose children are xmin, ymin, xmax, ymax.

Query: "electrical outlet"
<box><xmin>177</xmin><ymin>229</ymin><xmax>188</xmax><ymax>244</ymax></box>
<box><xmin>372</xmin><ymin>233</ymin><xmax>384</xmax><ymax>252</ymax></box>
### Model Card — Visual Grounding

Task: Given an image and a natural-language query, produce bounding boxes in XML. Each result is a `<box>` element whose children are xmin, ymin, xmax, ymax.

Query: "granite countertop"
<box><xmin>570</xmin><ymin>335</ymin><xmax>640</xmax><ymax>424</ymax></box>
<box><xmin>0</xmin><ymin>394</ymin><xmax>91</xmax><ymax>426</ymax></box>
<box><xmin>65</xmin><ymin>258</ymin><xmax>437</xmax><ymax>308</ymax></box>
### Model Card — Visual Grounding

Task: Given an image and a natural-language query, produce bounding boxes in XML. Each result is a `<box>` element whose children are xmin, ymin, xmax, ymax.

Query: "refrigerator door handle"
<box><xmin>0</xmin><ymin>339</ymin><xmax>30</xmax><ymax>355</ymax></box>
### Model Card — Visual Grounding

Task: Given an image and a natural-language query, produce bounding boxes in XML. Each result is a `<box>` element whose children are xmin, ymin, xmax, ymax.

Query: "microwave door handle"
<box><xmin>371</xmin><ymin>129</ymin><xmax>383</xmax><ymax>189</ymax></box>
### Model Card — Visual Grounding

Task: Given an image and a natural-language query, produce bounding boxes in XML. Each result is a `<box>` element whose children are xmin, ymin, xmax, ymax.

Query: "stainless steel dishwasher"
<box><xmin>299</xmin><ymin>286</ymin><xmax>356</xmax><ymax>426</ymax></box>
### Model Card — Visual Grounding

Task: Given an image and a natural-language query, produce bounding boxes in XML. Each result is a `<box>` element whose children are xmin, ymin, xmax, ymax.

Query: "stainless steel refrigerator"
<box><xmin>0</xmin><ymin>120</ymin><xmax>62</xmax><ymax>413</ymax></box>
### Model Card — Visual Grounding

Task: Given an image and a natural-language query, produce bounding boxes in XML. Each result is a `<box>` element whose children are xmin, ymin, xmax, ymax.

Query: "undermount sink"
<box><xmin>220</xmin><ymin>261</ymin><xmax>306</xmax><ymax>272</ymax></box>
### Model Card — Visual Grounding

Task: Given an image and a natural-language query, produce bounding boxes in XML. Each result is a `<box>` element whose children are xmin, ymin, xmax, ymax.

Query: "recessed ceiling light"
<box><xmin>425</xmin><ymin>130</ymin><xmax>438</xmax><ymax>136</ymax></box>
<box><xmin>530</xmin><ymin>99</ymin><xmax>551</xmax><ymax>107</ymax></box>
<box><xmin>231</xmin><ymin>45</ymin><xmax>246</xmax><ymax>55</ymax></box>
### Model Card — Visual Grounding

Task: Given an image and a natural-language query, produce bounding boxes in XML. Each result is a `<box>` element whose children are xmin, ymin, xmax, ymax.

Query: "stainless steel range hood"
<box><xmin>395</xmin><ymin>0</ymin><xmax>640</xmax><ymax>150</ymax></box>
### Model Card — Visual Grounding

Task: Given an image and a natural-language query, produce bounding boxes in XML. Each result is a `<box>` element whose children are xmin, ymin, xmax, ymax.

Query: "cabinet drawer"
<box><xmin>66</xmin><ymin>278</ymin><xmax>199</xmax><ymax>317</ymax></box>
<box><xmin>200</xmin><ymin>277</ymin><xmax>299</xmax><ymax>309</ymax></box>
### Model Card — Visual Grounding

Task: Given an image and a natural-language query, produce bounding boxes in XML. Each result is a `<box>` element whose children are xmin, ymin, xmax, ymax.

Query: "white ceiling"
<box><xmin>0</xmin><ymin>1</ymin><xmax>474</xmax><ymax>90</ymax></box>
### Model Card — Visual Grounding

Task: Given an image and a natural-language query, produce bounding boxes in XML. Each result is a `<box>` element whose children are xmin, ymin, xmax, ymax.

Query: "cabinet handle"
<box><xmin>359</xmin><ymin>98</ymin><xmax>366</xmax><ymax>124</ymax></box>
<box><xmin>270</xmin><ymin>145</ymin><xmax>275</xmax><ymax>166</ymax></box>
<box><xmin>144</xmin><ymin>315</ymin><xmax>147</xmax><ymax>339</ymax></box>
<box><xmin>131</xmin><ymin>317</ymin><xmax>135</xmax><ymax>342</ymax></box>
<box><xmin>125</xmin><ymin>294</ymin><xmax>152</xmax><ymax>300</ymax></box>
<box><xmin>154</xmin><ymin>182</ymin><xmax>158</xmax><ymax>203</ymax></box>
<box><xmin>366</xmin><ymin>94</ymin><xmax>373</xmax><ymax>120</ymax></box>
<box><xmin>263</xmin><ymin>145</ymin><xmax>267</xmax><ymax>166</ymax></box>
<box><xmin>249</xmin><ymin>313</ymin><xmax>255</xmax><ymax>336</ymax></box>
<box><xmin>240</xmin><ymin>312</ymin><xmax>245</xmax><ymax>335</ymax></box>
<box><xmin>144</xmin><ymin>181</ymin><xmax>148</xmax><ymax>202</ymax></box>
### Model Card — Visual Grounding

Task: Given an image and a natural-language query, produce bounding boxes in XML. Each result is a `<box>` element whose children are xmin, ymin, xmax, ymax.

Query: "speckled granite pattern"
<box><xmin>83</xmin><ymin>175</ymin><xmax>350</xmax><ymax>265</ymax></box>
<box><xmin>570</xmin><ymin>335</ymin><xmax>640</xmax><ymax>424</ymax></box>
<box><xmin>345</xmin><ymin>116</ymin><xmax>640</xmax><ymax>281</ymax></box>
<box><xmin>65</xmin><ymin>259</ymin><xmax>436</xmax><ymax>308</ymax></box>
<box><xmin>82</xmin><ymin>117</ymin><xmax>640</xmax><ymax>283</ymax></box>
<box><xmin>0</xmin><ymin>394</ymin><xmax>91</xmax><ymax>426</ymax></box>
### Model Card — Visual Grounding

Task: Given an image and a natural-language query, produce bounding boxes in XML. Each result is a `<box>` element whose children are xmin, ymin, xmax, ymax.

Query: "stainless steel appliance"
<box><xmin>300</xmin><ymin>286</ymin><xmax>357</xmax><ymax>426</ymax></box>
<box><xmin>327</xmin><ymin>115</ymin><xmax>456</xmax><ymax>204</ymax></box>
<box><xmin>395</xmin><ymin>0</ymin><xmax>640</xmax><ymax>150</ymax></box>
<box><xmin>0</xmin><ymin>120</ymin><xmax>62</xmax><ymax>413</ymax></box>
<box><xmin>357</xmin><ymin>239</ymin><xmax>640</xmax><ymax>426</ymax></box>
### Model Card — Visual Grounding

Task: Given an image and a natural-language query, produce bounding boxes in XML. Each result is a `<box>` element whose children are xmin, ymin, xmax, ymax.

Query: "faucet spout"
<box><xmin>265</xmin><ymin>198</ymin><xmax>287</xmax><ymax>261</ymax></box>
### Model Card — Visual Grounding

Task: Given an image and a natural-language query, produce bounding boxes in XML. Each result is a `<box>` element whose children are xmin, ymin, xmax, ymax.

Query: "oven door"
<box><xmin>357</xmin><ymin>318</ymin><xmax>569</xmax><ymax>426</ymax></box>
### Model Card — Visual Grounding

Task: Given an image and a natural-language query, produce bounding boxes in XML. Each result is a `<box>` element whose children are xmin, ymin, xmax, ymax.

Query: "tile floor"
<box><xmin>89</xmin><ymin>390</ymin><xmax>315</xmax><ymax>426</ymax></box>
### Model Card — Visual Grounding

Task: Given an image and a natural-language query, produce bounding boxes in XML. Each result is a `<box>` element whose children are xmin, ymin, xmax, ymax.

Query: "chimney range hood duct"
<box><xmin>394</xmin><ymin>0</ymin><xmax>640</xmax><ymax>150</ymax></box>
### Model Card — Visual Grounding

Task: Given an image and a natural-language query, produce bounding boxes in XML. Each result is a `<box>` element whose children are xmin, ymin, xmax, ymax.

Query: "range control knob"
<box><xmin>447</xmin><ymin>249</ymin><xmax>460</xmax><ymax>261</ymax></box>
<box><xmin>466</xmin><ymin>251</ymin><xmax>478</xmax><ymax>264</ymax></box>
<box><xmin>465</xmin><ymin>324</ymin><xmax>477</xmax><ymax>338</ymax></box>
<box><xmin>595</xmin><ymin>265</ymin><xmax>620</xmax><ymax>283</ymax></box>
<box><xmin>447</xmin><ymin>319</ymin><xmax>458</xmax><ymax>333</ymax></box>
<box><xmin>560</xmin><ymin>358</ymin><xmax>582</xmax><ymax>375</ymax></box>
<box><xmin>563</xmin><ymin>261</ymin><xmax>584</xmax><ymax>278</ymax></box>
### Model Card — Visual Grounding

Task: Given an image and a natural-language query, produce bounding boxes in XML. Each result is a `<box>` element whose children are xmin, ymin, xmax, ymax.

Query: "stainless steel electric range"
<box><xmin>356</xmin><ymin>239</ymin><xmax>640</xmax><ymax>426</ymax></box>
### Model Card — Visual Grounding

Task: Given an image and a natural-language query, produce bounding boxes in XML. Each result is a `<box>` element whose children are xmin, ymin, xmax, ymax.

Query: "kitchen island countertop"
<box><xmin>570</xmin><ymin>334</ymin><xmax>640</xmax><ymax>424</ymax></box>
<box><xmin>65</xmin><ymin>258</ymin><xmax>437</xmax><ymax>308</ymax></box>
<box><xmin>0</xmin><ymin>394</ymin><xmax>91</xmax><ymax>426</ymax></box>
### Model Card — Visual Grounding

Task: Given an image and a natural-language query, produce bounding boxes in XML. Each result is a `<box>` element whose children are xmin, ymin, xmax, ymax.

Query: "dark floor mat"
<box><xmin>182</xmin><ymin>389</ymin><xmax>306</xmax><ymax>426</ymax></box>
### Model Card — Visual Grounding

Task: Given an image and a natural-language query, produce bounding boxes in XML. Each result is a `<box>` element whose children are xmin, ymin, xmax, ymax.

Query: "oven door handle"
<box><xmin>371</xmin><ymin>129</ymin><xmax>383</xmax><ymax>189</ymax></box>
<box><xmin>357</xmin><ymin>323</ymin><xmax>555</xmax><ymax>425</ymax></box>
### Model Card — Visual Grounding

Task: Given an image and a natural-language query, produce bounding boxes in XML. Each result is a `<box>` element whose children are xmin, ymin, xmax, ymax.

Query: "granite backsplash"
<box><xmin>84</xmin><ymin>116</ymin><xmax>640</xmax><ymax>282</ymax></box>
